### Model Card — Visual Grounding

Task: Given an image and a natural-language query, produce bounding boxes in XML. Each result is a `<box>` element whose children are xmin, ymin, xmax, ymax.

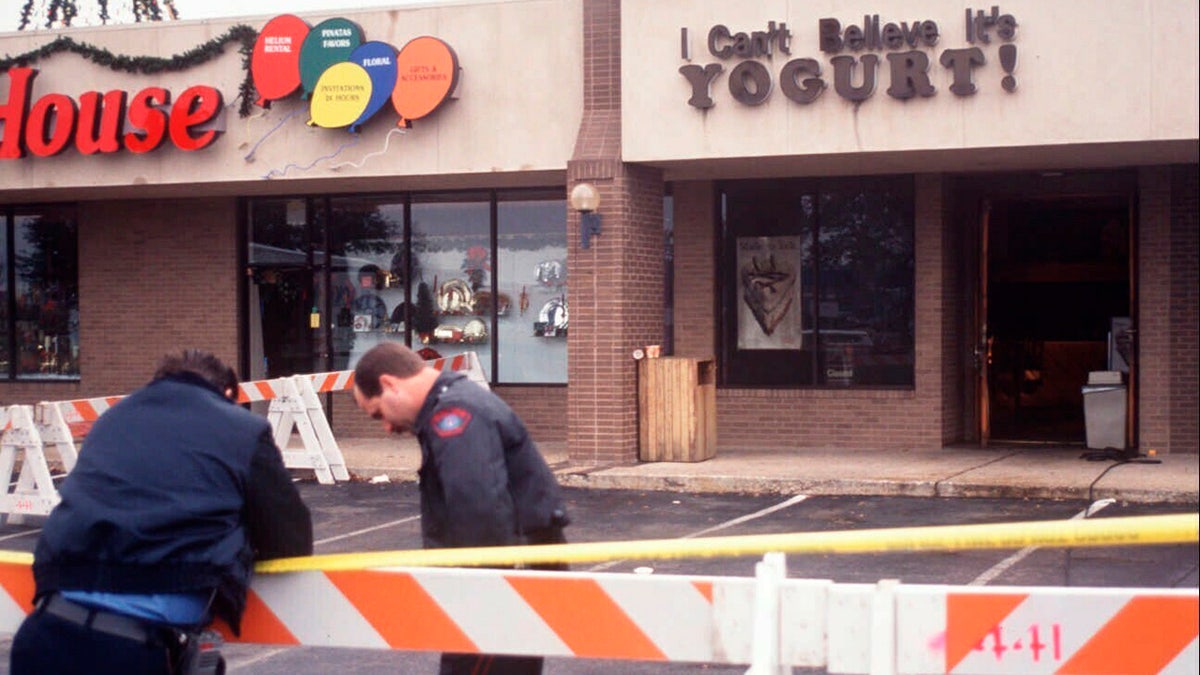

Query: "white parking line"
<box><xmin>0</xmin><ymin>529</ymin><xmax>40</xmax><ymax>542</ymax></box>
<box><xmin>968</xmin><ymin>498</ymin><xmax>1116</xmax><ymax>586</ymax></box>
<box><xmin>586</xmin><ymin>494</ymin><xmax>809</xmax><ymax>572</ymax></box>
<box><xmin>314</xmin><ymin>515</ymin><xmax>421</xmax><ymax>547</ymax></box>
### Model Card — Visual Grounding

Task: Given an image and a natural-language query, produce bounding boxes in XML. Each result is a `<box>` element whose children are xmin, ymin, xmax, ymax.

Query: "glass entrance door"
<box><xmin>246</xmin><ymin>198</ymin><xmax>328</xmax><ymax>380</ymax></box>
<box><xmin>249</xmin><ymin>266</ymin><xmax>323</xmax><ymax>379</ymax></box>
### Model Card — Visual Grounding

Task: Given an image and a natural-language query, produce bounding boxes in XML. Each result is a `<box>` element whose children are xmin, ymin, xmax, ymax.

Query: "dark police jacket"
<box><xmin>32</xmin><ymin>372</ymin><xmax>313</xmax><ymax>633</ymax></box>
<box><xmin>415</xmin><ymin>371</ymin><xmax>568</xmax><ymax>549</ymax></box>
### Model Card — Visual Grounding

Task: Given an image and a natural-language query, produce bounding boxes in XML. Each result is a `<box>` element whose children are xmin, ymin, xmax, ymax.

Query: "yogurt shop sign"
<box><xmin>678</xmin><ymin>6</ymin><xmax>1018</xmax><ymax>109</ymax></box>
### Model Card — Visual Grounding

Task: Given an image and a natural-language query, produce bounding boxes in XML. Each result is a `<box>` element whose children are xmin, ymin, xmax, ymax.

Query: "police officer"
<box><xmin>352</xmin><ymin>341</ymin><xmax>569</xmax><ymax>675</ymax></box>
<box><xmin>10</xmin><ymin>349</ymin><xmax>313</xmax><ymax>675</ymax></box>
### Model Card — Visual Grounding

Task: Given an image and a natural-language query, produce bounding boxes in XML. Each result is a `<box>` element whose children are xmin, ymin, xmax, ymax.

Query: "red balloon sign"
<box><xmin>251</xmin><ymin>14</ymin><xmax>311</xmax><ymax>107</ymax></box>
<box><xmin>391</xmin><ymin>36</ymin><xmax>459</xmax><ymax>128</ymax></box>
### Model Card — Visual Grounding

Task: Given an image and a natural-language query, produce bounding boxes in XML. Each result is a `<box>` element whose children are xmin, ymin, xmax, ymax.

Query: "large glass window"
<box><xmin>246</xmin><ymin>191</ymin><xmax>567</xmax><ymax>385</ymax></box>
<box><xmin>498</xmin><ymin>195</ymin><xmax>568</xmax><ymax>383</ymax></box>
<box><xmin>327</xmin><ymin>196</ymin><xmax>406</xmax><ymax>373</ymax></box>
<box><xmin>720</xmin><ymin>176</ymin><xmax>913</xmax><ymax>387</ymax></box>
<box><xmin>410</xmin><ymin>195</ymin><xmax>493</xmax><ymax>377</ymax></box>
<box><xmin>2</xmin><ymin>206</ymin><xmax>80</xmax><ymax>380</ymax></box>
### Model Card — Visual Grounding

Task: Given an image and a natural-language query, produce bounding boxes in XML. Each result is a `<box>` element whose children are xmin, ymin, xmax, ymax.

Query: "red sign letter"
<box><xmin>124</xmin><ymin>87</ymin><xmax>169</xmax><ymax>154</ymax></box>
<box><xmin>76</xmin><ymin>90</ymin><xmax>127</xmax><ymax>155</ymax></box>
<box><xmin>169</xmin><ymin>86</ymin><xmax>223</xmax><ymax>151</ymax></box>
<box><xmin>25</xmin><ymin>93</ymin><xmax>77</xmax><ymax>157</ymax></box>
<box><xmin>0</xmin><ymin>67</ymin><xmax>35</xmax><ymax>159</ymax></box>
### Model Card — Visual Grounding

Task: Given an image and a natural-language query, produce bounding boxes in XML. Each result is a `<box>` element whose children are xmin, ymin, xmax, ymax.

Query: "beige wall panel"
<box><xmin>0</xmin><ymin>0</ymin><xmax>582</xmax><ymax>198</ymax></box>
<box><xmin>623</xmin><ymin>0</ymin><xmax>1199</xmax><ymax>169</ymax></box>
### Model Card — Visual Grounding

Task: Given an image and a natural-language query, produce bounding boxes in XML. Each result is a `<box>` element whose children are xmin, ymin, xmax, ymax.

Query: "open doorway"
<box><xmin>983</xmin><ymin>196</ymin><xmax>1131</xmax><ymax>445</ymax></box>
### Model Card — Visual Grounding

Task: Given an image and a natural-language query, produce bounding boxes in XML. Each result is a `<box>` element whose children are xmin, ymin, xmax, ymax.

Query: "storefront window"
<box><xmin>3</xmin><ymin>207</ymin><xmax>80</xmax><ymax>380</ymax></box>
<box><xmin>247</xmin><ymin>191</ymin><xmax>567</xmax><ymax>385</ymax></box>
<box><xmin>498</xmin><ymin>196</ymin><xmax>568</xmax><ymax>383</ymax></box>
<box><xmin>410</xmin><ymin>195</ymin><xmax>492</xmax><ymax>378</ymax></box>
<box><xmin>329</xmin><ymin>196</ymin><xmax>406</xmax><ymax>372</ymax></box>
<box><xmin>720</xmin><ymin>176</ymin><xmax>913</xmax><ymax>387</ymax></box>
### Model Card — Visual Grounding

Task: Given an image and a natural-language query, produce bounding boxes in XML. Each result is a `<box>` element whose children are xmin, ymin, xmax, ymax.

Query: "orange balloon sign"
<box><xmin>251</xmin><ymin>14</ymin><xmax>311</xmax><ymax>107</ymax></box>
<box><xmin>390</xmin><ymin>36</ymin><xmax>459</xmax><ymax>128</ymax></box>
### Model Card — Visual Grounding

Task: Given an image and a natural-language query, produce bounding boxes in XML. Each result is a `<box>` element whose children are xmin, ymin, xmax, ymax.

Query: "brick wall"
<box><xmin>936</xmin><ymin>174</ymin><xmax>966</xmax><ymax>443</ymax></box>
<box><xmin>1169</xmin><ymin>164</ymin><xmax>1198</xmax><ymax>454</ymax></box>
<box><xmin>671</xmin><ymin>181</ymin><xmax>716</xmax><ymax>359</ymax></box>
<box><xmin>1137</xmin><ymin>167</ymin><xmax>1171</xmax><ymax>453</ymax></box>
<box><xmin>670</xmin><ymin>178</ymin><xmax>946</xmax><ymax>451</ymax></box>
<box><xmin>1</xmin><ymin>197</ymin><xmax>240</xmax><ymax>406</ymax></box>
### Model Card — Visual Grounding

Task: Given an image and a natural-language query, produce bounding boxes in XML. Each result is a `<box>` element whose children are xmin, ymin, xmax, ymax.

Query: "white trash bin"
<box><xmin>1082</xmin><ymin>371</ymin><xmax>1126</xmax><ymax>450</ymax></box>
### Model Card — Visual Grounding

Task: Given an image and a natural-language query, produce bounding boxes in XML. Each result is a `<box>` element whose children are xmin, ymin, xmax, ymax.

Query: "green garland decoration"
<box><xmin>1</xmin><ymin>25</ymin><xmax>260</xmax><ymax>118</ymax></box>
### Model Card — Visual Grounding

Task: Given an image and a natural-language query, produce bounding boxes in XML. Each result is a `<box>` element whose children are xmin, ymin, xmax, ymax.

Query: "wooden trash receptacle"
<box><xmin>638</xmin><ymin>357</ymin><xmax>716</xmax><ymax>462</ymax></box>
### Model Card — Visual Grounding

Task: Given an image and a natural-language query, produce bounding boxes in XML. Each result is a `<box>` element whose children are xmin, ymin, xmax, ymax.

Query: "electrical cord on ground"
<box><xmin>1068</xmin><ymin>447</ymin><xmax>1163</xmax><ymax>585</ymax></box>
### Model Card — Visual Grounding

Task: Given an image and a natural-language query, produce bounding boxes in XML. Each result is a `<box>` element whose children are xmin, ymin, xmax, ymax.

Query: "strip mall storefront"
<box><xmin>1</xmin><ymin>0</ymin><xmax>1196</xmax><ymax>465</ymax></box>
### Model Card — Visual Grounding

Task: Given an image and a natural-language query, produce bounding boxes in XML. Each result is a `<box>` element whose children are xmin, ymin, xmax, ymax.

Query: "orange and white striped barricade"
<box><xmin>46</xmin><ymin>394</ymin><xmax>124</xmax><ymax>439</ymax></box>
<box><xmin>238</xmin><ymin>377</ymin><xmax>345</xmax><ymax>485</ymax></box>
<box><xmin>0</xmin><ymin>555</ymin><xmax>1195</xmax><ymax>673</ymax></box>
<box><xmin>428</xmin><ymin>351</ymin><xmax>489</xmax><ymax>389</ymax></box>
<box><xmin>33</xmin><ymin>401</ymin><xmax>79</xmax><ymax>474</ymax></box>
<box><xmin>889</xmin><ymin>584</ymin><xmax>1199</xmax><ymax>675</ymax></box>
<box><xmin>0</xmin><ymin>405</ymin><xmax>62</xmax><ymax>525</ymax></box>
<box><xmin>1</xmin><ymin>514</ymin><xmax>1198</xmax><ymax>671</ymax></box>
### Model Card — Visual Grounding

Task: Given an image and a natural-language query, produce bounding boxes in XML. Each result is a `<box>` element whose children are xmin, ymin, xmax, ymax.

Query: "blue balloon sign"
<box><xmin>348</xmin><ymin>41</ymin><xmax>399</xmax><ymax>132</ymax></box>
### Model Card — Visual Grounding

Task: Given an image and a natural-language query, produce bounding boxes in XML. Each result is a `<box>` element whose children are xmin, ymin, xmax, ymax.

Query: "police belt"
<box><xmin>38</xmin><ymin>593</ymin><xmax>161</xmax><ymax>645</ymax></box>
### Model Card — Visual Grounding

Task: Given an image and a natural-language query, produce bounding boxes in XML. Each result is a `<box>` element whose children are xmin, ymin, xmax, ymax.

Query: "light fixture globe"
<box><xmin>569</xmin><ymin>182</ymin><xmax>601</xmax><ymax>212</ymax></box>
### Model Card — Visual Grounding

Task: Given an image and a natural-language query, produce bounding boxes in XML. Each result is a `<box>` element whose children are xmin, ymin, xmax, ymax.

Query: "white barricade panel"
<box><xmin>264</xmin><ymin>377</ymin><xmax>335</xmax><ymax>485</ymax></box>
<box><xmin>34</xmin><ymin>403</ymin><xmax>78</xmax><ymax>474</ymax></box>
<box><xmin>0</xmin><ymin>547</ymin><xmax>1196</xmax><ymax>672</ymax></box>
<box><xmin>0</xmin><ymin>405</ymin><xmax>62</xmax><ymax>524</ymax></box>
<box><xmin>895</xmin><ymin>585</ymin><xmax>1200</xmax><ymax>675</ymax></box>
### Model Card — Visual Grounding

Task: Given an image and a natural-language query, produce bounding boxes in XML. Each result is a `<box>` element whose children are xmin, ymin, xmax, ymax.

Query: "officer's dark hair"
<box><xmin>153</xmin><ymin>349</ymin><xmax>239</xmax><ymax>400</ymax></box>
<box><xmin>354</xmin><ymin>341</ymin><xmax>425</xmax><ymax>398</ymax></box>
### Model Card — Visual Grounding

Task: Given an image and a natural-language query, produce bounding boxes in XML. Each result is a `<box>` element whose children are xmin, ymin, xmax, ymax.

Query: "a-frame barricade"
<box><xmin>238</xmin><ymin>376</ymin><xmax>348</xmax><ymax>485</ymax></box>
<box><xmin>0</xmin><ymin>405</ymin><xmax>63</xmax><ymax>525</ymax></box>
<box><xmin>33</xmin><ymin>402</ymin><xmax>79</xmax><ymax>475</ymax></box>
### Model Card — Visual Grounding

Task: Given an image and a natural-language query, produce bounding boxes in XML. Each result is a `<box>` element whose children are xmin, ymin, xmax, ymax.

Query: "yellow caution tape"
<box><xmin>3</xmin><ymin>514</ymin><xmax>1194</xmax><ymax>574</ymax></box>
<box><xmin>0</xmin><ymin>550</ymin><xmax>32</xmax><ymax>565</ymax></box>
<box><xmin>255</xmin><ymin>512</ymin><xmax>1199</xmax><ymax>574</ymax></box>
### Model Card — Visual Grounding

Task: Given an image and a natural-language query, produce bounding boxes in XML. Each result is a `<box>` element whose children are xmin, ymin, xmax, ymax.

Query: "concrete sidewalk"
<box><xmin>330</xmin><ymin>437</ymin><xmax>1199</xmax><ymax>506</ymax></box>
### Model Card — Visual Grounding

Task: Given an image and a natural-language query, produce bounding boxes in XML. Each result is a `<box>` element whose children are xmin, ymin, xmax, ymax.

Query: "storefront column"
<box><xmin>566</xmin><ymin>161</ymin><xmax>665</xmax><ymax>465</ymax></box>
<box><xmin>565</xmin><ymin>0</ymin><xmax>665</xmax><ymax>464</ymax></box>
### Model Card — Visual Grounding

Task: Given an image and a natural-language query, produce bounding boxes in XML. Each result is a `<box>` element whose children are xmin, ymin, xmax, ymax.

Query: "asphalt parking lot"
<box><xmin>1</xmin><ymin>482</ymin><xmax>1195</xmax><ymax>673</ymax></box>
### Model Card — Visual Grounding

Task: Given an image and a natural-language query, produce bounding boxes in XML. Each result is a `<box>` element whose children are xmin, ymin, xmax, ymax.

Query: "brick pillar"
<box><xmin>566</xmin><ymin>0</ymin><xmax>665</xmax><ymax>464</ymax></box>
<box><xmin>1169</xmin><ymin>164</ymin><xmax>1198</xmax><ymax>454</ymax></box>
<box><xmin>1137</xmin><ymin>166</ymin><xmax>1171</xmax><ymax>453</ymax></box>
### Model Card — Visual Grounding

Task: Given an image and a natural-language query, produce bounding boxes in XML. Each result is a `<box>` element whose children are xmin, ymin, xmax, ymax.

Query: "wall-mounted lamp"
<box><xmin>570</xmin><ymin>182</ymin><xmax>602</xmax><ymax>249</ymax></box>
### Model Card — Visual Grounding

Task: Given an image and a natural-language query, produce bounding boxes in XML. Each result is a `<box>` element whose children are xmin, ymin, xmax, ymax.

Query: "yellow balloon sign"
<box><xmin>308</xmin><ymin>62</ymin><xmax>372</xmax><ymax>129</ymax></box>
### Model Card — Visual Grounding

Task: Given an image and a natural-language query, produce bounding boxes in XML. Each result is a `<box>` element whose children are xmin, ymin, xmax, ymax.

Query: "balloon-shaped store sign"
<box><xmin>298</xmin><ymin>18</ymin><xmax>364</xmax><ymax>100</ymax></box>
<box><xmin>251</xmin><ymin>14</ymin><xmax>310</xmax><ymax>107</ymax></box>
<box><xmin>308</xmin><ymin>62</ymin><xmax>373</xmax><ymax>129</ymax></box>
<box><xmin>251</xmin><ymin>15</ymin><xmax>459</xmax><ymax>132</ymax></box>
<box><xmin>348</xmin><ymin>42</ymin><xmax>399</xmax><ymax>133</ymax></box>
<box><xmin>391</xmin><ymin>36</ymin><xmax>459</xmax><ymax>128</ymax></box>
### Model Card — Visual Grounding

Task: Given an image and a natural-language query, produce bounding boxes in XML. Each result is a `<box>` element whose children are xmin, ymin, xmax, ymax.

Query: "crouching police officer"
<box><xmin>10</xmin><ymin>349</ymin><xmax>313</xmax><ymax>675</ymax></box>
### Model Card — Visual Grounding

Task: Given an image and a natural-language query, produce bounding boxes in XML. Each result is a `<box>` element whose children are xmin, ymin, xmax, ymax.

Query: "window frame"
<box><xmin>716</xmin><ymin>175</ymin><xmax>916</xmax><ymax>389</ymax></box>
<box><xmin>1</xmin><ymin>204</ymin><xmax>81</xmax><ymax>382</ymax></box>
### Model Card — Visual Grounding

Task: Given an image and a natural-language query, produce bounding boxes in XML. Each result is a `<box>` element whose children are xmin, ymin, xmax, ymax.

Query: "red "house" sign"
<box><xmin>0</xmin><ymin>67</ymin><xmax>223</xmax><ymax>159</ymax></box>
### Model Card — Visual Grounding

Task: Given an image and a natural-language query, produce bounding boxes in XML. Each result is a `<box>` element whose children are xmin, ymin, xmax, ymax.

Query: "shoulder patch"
<box><xmin>430</xmin><ymin>407</ymin><xmax>472</xmax><ymax>438</ymax></box>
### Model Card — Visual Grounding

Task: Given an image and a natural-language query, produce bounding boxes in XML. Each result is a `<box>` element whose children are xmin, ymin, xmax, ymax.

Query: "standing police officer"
<box><xmin>352</xmin><ymin>341</ymin><xmax>569</xmax><ymax>675</ymax></box>
<box><xmin>10</xmin><ymin>349</ymin><xmax>313</xmax><ymax>675</ymax></box>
